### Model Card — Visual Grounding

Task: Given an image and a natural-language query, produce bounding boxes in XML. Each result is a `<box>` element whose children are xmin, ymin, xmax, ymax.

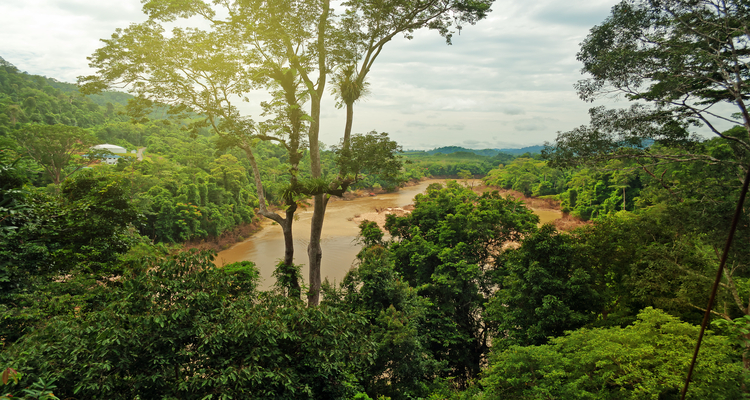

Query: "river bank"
<box><xmin>350</xmin><ymin>180</ymin><xmax>587</xmax><ymax>231</ymax></box>
<box><xmin>485</xmin><ymin>186</ymin><xmax>590</xmax><ymax>231</ymax></box>
<box><xmin>183</xmin><ymin>178</ymin><xmax>426</xmax><ymax>253</ymax></box>
<box><xmin>185</xmin><ymin>178</ymin><xmax>584</xmax><ymax>254</ymax></box>
<box><xmin>182</xmin><ymin>219</ymin><xmax>265</xmax><ymax>253</ymax></box>
<box><xmin>211</xmin><ymin>178</ymin><xmax>578</xmax><ymax>289</ymax></box>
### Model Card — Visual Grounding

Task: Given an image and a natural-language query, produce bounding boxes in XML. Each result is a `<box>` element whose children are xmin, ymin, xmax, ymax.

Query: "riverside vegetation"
<box><xmin>3</xmin><ymin>0</ymin><xmax>750</xmax><ymax>398</ymax></box>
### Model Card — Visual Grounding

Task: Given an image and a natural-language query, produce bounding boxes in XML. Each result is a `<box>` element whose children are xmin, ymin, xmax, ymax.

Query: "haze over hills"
<box><xmin>404</xmin><ymin>145</ymin><xmax>546</xmax><ymax>157</ymax></box>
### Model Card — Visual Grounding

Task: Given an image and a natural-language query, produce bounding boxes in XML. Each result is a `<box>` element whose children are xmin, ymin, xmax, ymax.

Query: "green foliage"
<box><xmin>0</xmin><ymin>150</ymin><xmax>30</xmax><ymax>237</ymax></box>
<box><xmin>357</xmin><ymin>220</ymin><xmax>384</xmax><ymax>247</ymax></box>
<box><xmin>481</xmin><ymin>308</ymin><xmax>744</xmax><ymax>399</ymax></box>
<box><xmin>0</xmin><ymin>63</ymin><xmax>260</xmax><ymax>245</ymax></box>
<box><xmin>335</xmin><ymin>131</ymin><xmax>404</xmax><ymax>190</ymax></box>
<box><xmin>384</xmin><ymin>181</ymin><xmax>538</xmax><ymax>383</ymax></box>
<box><xmin>483</xmin><ymin>156</ymin><xmax>568</xmax><ymax>197</ymax></box>
<box><xmin>574</xmin><ymin>201</ymin><xmax>750</xmax><ymax>326</ymax></box>
<box><xmin>1</xmin><ymin>368</ymin><xmax>59</xmax><ymax>400</ymax></box>
<box><xmin>329</xmin><ymin>238</ymin><xmax>444</xmax><ymax>400</ymax></box>
<box><xmin>12</xmin><ymin>124</ymin><xmax>101</xmax><ymax>186</ymax></box>
<box><xmin>272</xmin><ymin>260</ymin><xmax>303</xmax><ymax>299</ymax></box>
<box><xmin>488</xmin><ymin>224</ymin><xmax>604</xmax><ymax>347</ymax></box>
<box><xmin>401</xmin><ymin>151</ymin><xmax>498</xmax><ymax>180</ymax></box>
<box><xmin>2</xmin><ymin>251</ymin><xmax>370</xmax><ymax>399</ymax></box>
<box><xmin>0</xmin><ymin>60</ymin><xmax>122</xmax><ymax>134</ymax></box>
<box><xmin>0</xmin><ymin>170</ymin><xmax>141</xmax><ymax>343</ymax></box>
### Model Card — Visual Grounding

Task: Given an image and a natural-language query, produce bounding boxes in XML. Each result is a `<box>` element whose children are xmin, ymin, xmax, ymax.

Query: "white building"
<box><xmin>92</xmin><ymin>144</ymin><xmax>127</xmax><ymax>165</ymax></box>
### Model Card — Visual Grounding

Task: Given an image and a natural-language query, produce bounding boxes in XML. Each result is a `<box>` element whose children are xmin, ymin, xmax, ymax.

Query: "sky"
<box><xmin>0</xmin><ymin>0</ymin><xmax>627</xmax><ymax>150</ymax></box>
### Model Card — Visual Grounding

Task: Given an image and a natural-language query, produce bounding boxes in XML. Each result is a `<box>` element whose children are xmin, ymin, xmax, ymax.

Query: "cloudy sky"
<box><xmin>1</xmin><ymin>0</ymin><xmax>625</xmax><ymax>150</ymax></box>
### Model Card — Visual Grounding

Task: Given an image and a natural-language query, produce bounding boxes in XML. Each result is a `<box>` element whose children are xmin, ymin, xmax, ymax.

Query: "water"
<box><xmin>215</xmin><ymin>180</ymin><xmax>561</xmax><ymax>289</ymax></box>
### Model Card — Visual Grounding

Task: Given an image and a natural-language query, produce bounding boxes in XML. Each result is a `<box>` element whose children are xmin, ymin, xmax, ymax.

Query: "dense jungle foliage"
<box><xmin>4</xmin><ymin>0</ymin><xmax>750</xmax><ymax>396</ymax></box>
<box><xmin>1</xmin><ymin>58</ymin><xmax>749</xmax><ymax>398</ymax></box>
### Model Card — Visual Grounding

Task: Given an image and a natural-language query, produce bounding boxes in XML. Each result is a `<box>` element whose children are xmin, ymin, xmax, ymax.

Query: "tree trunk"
<box><xmin>307</xmin><ymin>193</ymin><xmax>328</xmax><ymax>305</ymax></box>
<box><xmin>304</xmin><ymin>0</ymin><xmax>331</xmax><ymax>307</ymax></box>
<box><xmin>343</xmin><ymin>102</ymin><xmax>353</xmax><ymax>152</ymax></box>
<box><xmin>241</xmin><ymin>143</ymin><xmax>299</xmax><ymax>292</ymax></box>
<box><xmin>282</xmin><ymin>203</ymin><xmax>297</xmax><ymax>267</ymax></box>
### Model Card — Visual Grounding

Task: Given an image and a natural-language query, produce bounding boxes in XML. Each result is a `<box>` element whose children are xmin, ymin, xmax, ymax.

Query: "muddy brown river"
<box><xmin>215</xmin><ymin>179</ymin><xmax>561</xmax><ymax>289</ymax></box>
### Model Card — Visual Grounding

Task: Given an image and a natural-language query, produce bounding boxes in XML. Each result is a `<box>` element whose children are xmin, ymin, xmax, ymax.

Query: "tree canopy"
<box><xmin>80</xmin><ymin>0</ymin><xmax>494</xmax><ymax>305</ymax></box>
<box><xmin>545</xmin><ymin>0</ymin><xmax>750</xmax><ymax>168</ymax></box>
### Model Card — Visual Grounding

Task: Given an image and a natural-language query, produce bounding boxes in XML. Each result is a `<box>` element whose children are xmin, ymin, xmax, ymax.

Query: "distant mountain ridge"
<box><xmin>0</xmin><ymin>55</ymin><xmax>134</xmax><ymax>107</ymax></box>
<box><xmin>419</xmin><ymin>145</ymin><xmax>545</xmax><ymax>156</ymax></box>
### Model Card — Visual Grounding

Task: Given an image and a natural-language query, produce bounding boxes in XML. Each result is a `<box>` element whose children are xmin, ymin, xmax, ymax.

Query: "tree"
<box><xmin>487</xmin><ymin>224</ymin><xmax>604</xmax><ymax>348</ymax></box>
<box><xmin>13</xmin><ymin>124</ymin><xmax>101</xmax><ymax>186</ymax></box>
<box><xmin>330</xmin><ymin>64</ymin><xmax>370</xmax><ymax>175</ymax></box>
<box><xmin>545</xmin><ymin>0</ymin><xmax>750</xmax><ymax>173</ymax></box>
<box><xmin>0</xmin><ymin>170</ymin><xmax>141</xmax><ymax>343</ymax></box>
<box><xmin>1</xmin><ymin>251</ymin><xmax>371</xmax><ymax>399</ymax></box>
<box><xmin>324</xmin><ymin>232</ymin><xmax>444</xmax><ymax>400</ymax></box>
<box><xmin>333</xmin><ymin>131</ymin><xmax>404</xmax><ymax>189</ymax></box>
<box><xmin>482</xmin><ymin>308</ymin><xmax>744</xmax><ymax>399</ymax></box>
<box><xmin>81</xmin><ymin>0</ymin><xmax>494</xmax><ymax>306</ymax></box>
<box><xmin>305</xmin><ymin>0</ymin><xmax>493</xmax><ymax>305</ymax></box>
<box><xmin>80</xmin><ymin>3</ymin><xmax>321</xmax><ymax>288</ymax></box>
<box><xmin>540</xmin><ymin>4</ymin><xmax>750</xmax><ymax>370</ymax></box>
<box><xmin>384</xmin><ymin>181</ymin><xmax>538</xmax><ymax>383</ymax></box>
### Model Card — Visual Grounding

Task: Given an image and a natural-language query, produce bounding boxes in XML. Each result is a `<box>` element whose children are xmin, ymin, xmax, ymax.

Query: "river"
<box><xmin>215</xmin><ymin>179</ymin><xmax>561</xmax><ymax>289</ymax></box>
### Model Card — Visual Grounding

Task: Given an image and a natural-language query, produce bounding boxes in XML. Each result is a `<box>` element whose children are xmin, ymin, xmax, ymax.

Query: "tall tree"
<box><xmin>299</xmin><ymin>0</ymin><xmax>493</xmax><ymax>305</ymax></box>
<box><xmin>384</xmin><ymin>181</ymin><xmax>538</xmax><ymax>382</ymax></box>
<box><xmin>81</xmin><ymin>0</ymin><xmax>494</xmax><ymax>306</ymax></box>
<box><xmin>487</xmin><ymin>224</ymin><xmax>604</xmax><ymax>348</ymax></box>
<box><xmin>545</xmin><ymin>0</ymin><xmax>750</xmax><ymax>171</ymax></box>
<box><xmin>541</xmin><ymin>1</ymin><xmax>750</xmax><ymax>373</ymax></box>
<box><xmin>80</xmin><ymin>6</ymin><xmax>312</xmax><ymax>286</ymax></box>
<box><xmin>13</xmin><ymin>124</ymin><xmax>101</xmax><ymax>186</ymax></box>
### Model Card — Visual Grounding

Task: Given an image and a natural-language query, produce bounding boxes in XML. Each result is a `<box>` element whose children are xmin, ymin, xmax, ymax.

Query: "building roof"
<box><xmin>92</xmin><ymin>144</ymin><xmax>127</xmax><ymax>154</ymax></box>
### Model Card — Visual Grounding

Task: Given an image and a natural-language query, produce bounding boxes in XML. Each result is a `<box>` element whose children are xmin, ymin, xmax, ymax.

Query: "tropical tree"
<box><xmin>325</xmin><ymin>233</ymin><xmax>443</xmax><ymax>400</ymax></box>
<box><xmin>383</xmin><ymin>181</ymin><xmax>538</xmax><ymax>383</ymax></box>
<box><xmin>0</xmin><ymin>170</ymin><xmax>140</xmax><ymax>343</ymax></box>
<box><xmin>330</xmin><ymin>64</ymin><xmax>370</xmax><ymax>172</ymax></box>
<box><xmin>12</xmin><ymin>124</ymin><xmax>101</xmax><ymax>186</ymax></box>
<box><xmin>482</xmin><ymin>308</ymin><xmax>744</xmax><ymax>399</ymax></box>
<box><xmin>304</xmin><ymin>0</ymin><xmax>493</xmax><ymax>305</ymax></box>
<box><xmin>488</xmin><ymin>224</ymin><xmax>604</xmax><ymax>348</ymax></box>
<box><xmin>81</xmin><ymin>0</ymin><xmax>494</xmax><ymax>306</ymax></box>
<box><xmin>1</xmin><ymin>251</ymin><xmax>371</xmax><ymax>399</ymax></box>
<box><xmin>544</xmin><ymin>0</ymin><xmax>750</xmax><ymax>176</ymax></box>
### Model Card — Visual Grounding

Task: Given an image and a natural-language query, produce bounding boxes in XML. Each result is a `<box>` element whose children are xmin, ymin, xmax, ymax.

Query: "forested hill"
<box><xmin>0</xmin><ymin>57</ymin><xmax>260</xmax><ymax>244</ymax></box>
<box><xmin>421</xmin><ymin>145</ymin><xmax>545</xmax><ymax>156</ymax></box>
<box><xmin>0</xmin><ymin>56</ymin><xmax>135</xmax><ymax>132</ymax></box>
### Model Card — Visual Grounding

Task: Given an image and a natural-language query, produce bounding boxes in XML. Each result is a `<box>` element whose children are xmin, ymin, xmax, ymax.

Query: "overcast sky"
<box><xmin>1</xmin><ymin>0</ymin><xmax>626</xmax><ymax>150</ymax></box>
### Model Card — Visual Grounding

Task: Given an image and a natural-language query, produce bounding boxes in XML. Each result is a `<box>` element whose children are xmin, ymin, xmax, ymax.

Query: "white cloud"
<box><xmin>0</xmin><ymin>0</ymin><xmax>624</xmax><ymax>149</ymax></box>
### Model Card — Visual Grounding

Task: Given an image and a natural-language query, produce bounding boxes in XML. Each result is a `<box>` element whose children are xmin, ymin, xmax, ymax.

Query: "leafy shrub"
<box><xmin>481</xmin><ymin>308</ymin><xmax>744</xmax><ymax>399</ymax></box>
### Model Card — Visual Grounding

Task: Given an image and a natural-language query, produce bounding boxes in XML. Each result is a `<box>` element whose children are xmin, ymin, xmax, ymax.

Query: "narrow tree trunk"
<box><xmin>343</xmin><ymin>102</ymin><xmax>353</xmax><ymax>151</ymax></box>
<box><xmin>307</xmin><ymin>193</ymin><xmax>327</xmax><ymax>305</ymax></box>
<box><xmin>307</xmin><ymin>94</ymin><xmax>324</xmax><ymax>306</ymax></box>
<box><xmin>282</xmin><ymin>204</ymin><xmax>297</xmax><ymax>267</ymax></box>
<box><xmin>242</xmin><ymin>143</ymin><xmax>299</xmax><ymax>291</ymax></box>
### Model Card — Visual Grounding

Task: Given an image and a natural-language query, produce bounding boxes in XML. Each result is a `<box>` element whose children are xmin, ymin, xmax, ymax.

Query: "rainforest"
<box><xmin>3</xmin><ymin>0</ymin><xmax>750</xmax><ymax>398</ymax></box>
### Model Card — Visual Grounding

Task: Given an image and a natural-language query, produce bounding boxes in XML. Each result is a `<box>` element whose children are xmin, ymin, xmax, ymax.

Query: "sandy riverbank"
<box><xmin>186</xmin><ymin>178</ymin><xmax>587</xmax><ymax>254</ymax></box>
<box><xmin>352</xmin><ymin>181</ymin><xmax>589</xmax><ymax>232</ymax></box>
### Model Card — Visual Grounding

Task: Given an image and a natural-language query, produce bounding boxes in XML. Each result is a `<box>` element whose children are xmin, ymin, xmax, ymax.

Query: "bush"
<box><xmin>2</xmin><ymin>251</ymin><xmax>370</xmax><ymax>399</ymax></box>
<box><xmin>481</xmin><ymin>308</ymin><xmax>744</xmax><ymax>399</ymax></box>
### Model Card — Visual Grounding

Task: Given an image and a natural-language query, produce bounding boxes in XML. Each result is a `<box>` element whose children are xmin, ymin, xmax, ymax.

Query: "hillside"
<box><xmin>417</xmin><ymin>145</ymin><xmax>546</xmax><ymax>157</ymax></box>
